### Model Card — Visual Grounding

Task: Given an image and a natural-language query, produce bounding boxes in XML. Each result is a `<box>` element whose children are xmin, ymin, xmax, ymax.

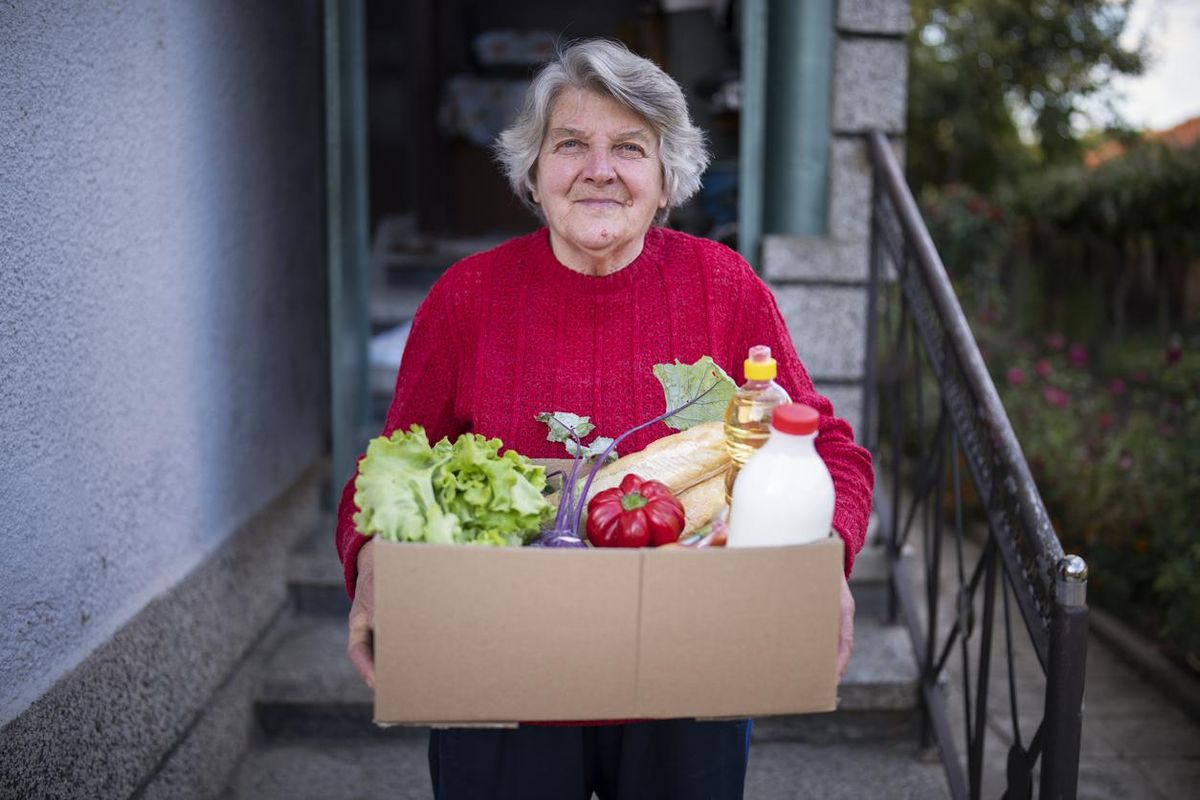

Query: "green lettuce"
<box><xmin>353</xmin><ymin>425</ymin><xmax>552</xmax><ymax>546</ymax></box>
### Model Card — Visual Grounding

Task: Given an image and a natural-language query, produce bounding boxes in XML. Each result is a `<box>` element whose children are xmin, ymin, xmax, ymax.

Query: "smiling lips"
<box><xmin>575</xmin><ymin>197</ymin><xmax>626</xmax><ymax>207</ymax></box>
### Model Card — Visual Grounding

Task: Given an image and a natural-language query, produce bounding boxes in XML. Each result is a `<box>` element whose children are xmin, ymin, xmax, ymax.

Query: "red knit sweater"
<box><xmin>335</xmin><ymin>226</ymin><xmax>874</xmax><ymax>594</ymax></box>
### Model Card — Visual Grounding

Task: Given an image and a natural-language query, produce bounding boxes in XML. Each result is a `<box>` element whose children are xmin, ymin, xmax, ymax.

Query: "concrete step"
<box><xmin>253</xmin><ymin>605</ymin><xmax>918</xmax><ymax>742</ymax></box>
<box><xmin>287</xmin><ymin>516</ymin><xmax>350</xmax><ymax>617</ymax></box>
<box><xmin>223</xmin><ymin>739</ymin><xmax>431</xmax><ymax>800</ymax></box>
<box><xmin>254</xmin><ymin>614</ymin><xmax>372</xmax><ymax>738</ymax></box>
<box><xmin>224</xmin><ymin>736</ymin><xmax>947</xmax><ymax>800</ymax></box>
<box><xmin>846</xmin><ymin>540</ymin><xmax>903</xmax><ymax>586</ymax></box>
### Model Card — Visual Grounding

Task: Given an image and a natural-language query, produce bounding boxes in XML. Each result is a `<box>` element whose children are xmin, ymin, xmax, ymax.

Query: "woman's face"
<box><xmin>532</xmin><ymin>88</ymin><xmax>667</xmax><ymax>271</ymax></box>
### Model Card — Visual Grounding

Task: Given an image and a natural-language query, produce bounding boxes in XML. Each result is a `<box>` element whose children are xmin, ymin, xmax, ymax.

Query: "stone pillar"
<box><xmin>763</xmin><ymin>0</ymin><xmax>908</xmax><ymax>438</ymax></box>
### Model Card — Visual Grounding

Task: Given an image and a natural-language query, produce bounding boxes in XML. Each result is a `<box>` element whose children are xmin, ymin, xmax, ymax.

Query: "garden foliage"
<box><xmin>909</xmin><ymin>0</ymin><xmax>1143</xmax><ymax>191</ymax></box>
<box><xmin>917</xmin><ymin>145</ymin><xmax>1200</xmax><ymax>665</ymax></box>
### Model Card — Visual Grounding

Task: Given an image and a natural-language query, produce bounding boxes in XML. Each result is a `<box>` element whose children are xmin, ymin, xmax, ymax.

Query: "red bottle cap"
<box><xmin>772</xmin><ymin>403</ymin><xmax>820</xmax><ymax>435</ymax></box>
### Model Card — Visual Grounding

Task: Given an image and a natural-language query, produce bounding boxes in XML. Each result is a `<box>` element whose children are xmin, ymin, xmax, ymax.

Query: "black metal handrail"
<box><xmin>863</xmin><ymin>131</ymin><xmax>1088</xmax><ymax>799</ymax></box>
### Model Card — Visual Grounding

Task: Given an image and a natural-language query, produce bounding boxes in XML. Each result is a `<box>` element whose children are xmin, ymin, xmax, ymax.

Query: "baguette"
<box><xmin>676</xmin><ymin>473</ymin><xmax>728</xmax><ymax>536</ymax></box>
<box><xmin>547</xmin><ymin>420</ymin><xmax>730</xmax><ymax>509</ymax></box>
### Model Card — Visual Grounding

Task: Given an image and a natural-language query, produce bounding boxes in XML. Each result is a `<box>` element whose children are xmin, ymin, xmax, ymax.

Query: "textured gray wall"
<box><xmin>0</xmin><ymin>1</ymin><xmax>328</xmax><ymax>726</ymax></box>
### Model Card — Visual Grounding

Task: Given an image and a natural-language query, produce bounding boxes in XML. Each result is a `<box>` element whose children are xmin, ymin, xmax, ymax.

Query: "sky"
<box><xmin>1106</xmin><ymin>0</ymin><xmax>1200</xmax><ymax>131</ymax></box>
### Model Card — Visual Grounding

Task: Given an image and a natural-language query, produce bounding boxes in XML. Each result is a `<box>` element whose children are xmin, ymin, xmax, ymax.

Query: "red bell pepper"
<box><xmin>586</xmin><ymin>473</ymin><xmax>686</xmax><ymax>548</ymax></box>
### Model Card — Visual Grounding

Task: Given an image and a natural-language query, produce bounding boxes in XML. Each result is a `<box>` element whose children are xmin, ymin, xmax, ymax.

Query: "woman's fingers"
<box><xmin>836</xmin><ymin>575</ymin><xmax>856</xmax><ymax>680</ymax></box>
<box><xmin>347</xmin><ymin>544</ymin><xmax>376</xmax><ymax>690</ymax></box>
<box><xmin>347</xmin><ymin>600</ymin><xmax>375</xmax><ymax>689</ymax></box>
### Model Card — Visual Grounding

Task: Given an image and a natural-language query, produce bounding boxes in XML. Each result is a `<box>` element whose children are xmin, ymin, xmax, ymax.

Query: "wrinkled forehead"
<box><xmin>544</xmin><ymin>86</ymin><xmax>658</xmax><ymax>141</ymax></box>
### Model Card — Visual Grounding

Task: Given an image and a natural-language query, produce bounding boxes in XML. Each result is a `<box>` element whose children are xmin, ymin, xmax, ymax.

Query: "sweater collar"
<box><xmin>527</xmin><ymin>227</ymin><xmax>661</xmax><ymax>294</ymax></box>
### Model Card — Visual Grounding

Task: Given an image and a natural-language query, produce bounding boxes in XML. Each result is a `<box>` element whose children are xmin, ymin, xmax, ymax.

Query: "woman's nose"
<box><xmin>582</xmin><ymin>147</ymin><xmax>616</xmax><ymax>182</ymax></box>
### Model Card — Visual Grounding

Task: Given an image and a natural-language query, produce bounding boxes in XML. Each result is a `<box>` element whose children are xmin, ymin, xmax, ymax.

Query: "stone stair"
<box><xmin>222</xmin><ymin>523</ymin><xmax>948</xmax><ymax>799</ymax></box>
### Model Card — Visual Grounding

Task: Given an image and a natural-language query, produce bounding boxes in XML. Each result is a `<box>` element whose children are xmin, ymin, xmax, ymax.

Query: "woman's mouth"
<box><xmin>576</xmin><ymin>198</ymin><xmax>623</xmax><ymax>208</ymax></box>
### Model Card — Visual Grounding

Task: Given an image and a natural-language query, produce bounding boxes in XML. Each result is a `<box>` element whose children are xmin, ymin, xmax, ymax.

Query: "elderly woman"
<box><xmin>335</xmin><ymin>38</ymin><xmax>873</xmax><ymax>799</ymax></box>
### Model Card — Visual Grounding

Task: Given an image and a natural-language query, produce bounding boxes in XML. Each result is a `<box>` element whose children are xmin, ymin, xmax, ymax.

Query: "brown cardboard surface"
<box><xmin>530</xmin><ymin>457</ymin><xmax>578</xmax><ymax>475</ymax></box>
<box><xmin>374</xmin><ymin>544</ymin><xmax>641</xmax><ymax>723</ymax></box>
<box><xmin>636</xmin><ymin>539</ymin><xmax>842</xmax><ymax>718</ymax></box>
<box><xmin>373</xmin><ymin>537</ymin><xmax>843</xmax><ymax>725</ymax></box>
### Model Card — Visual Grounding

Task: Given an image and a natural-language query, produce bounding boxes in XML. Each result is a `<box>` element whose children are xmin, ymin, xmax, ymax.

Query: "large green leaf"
<box><xmin>653</xmin><ymin>356</ymin><xmax>737</xmax><ymax>430</ymax></box>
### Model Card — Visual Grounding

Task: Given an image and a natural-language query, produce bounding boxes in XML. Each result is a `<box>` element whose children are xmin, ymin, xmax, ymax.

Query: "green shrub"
<box><xmin>983</xmin><ymin>327</ymin><xmax>1200</xmax><ymax>662</ymax></box>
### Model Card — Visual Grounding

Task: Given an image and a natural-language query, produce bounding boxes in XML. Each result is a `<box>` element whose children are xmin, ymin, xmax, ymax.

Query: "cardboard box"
<box><xmin>373</xmin><ymin>537</ymin><xmax>843</xmax><ymax>726</ymax></box>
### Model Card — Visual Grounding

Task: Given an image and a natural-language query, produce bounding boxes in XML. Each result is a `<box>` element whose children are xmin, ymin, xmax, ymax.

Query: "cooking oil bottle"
<box><xmin>724</xmin><ymin>345</ymin><xmax>791</xmax><ymax>503</ymax></box>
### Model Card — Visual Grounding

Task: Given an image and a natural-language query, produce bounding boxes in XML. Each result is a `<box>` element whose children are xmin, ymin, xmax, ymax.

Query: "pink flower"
<box><xmin>1036</xmin><ymin>359</ymin><xmax>1054</xmax><ymax>378</ymax></box>
<box><xmin>1045</xmin><ymin>332</ymin><xmax>1066</xmax><ymax>351</ymax></box>
<box><xmin>1108</xmin><ymin>378</ymin><xmax>1127</xmax><ymax>396</ymax></box>
<box><xmin>1130</xmin><ymin>369</ymin><xmax>1149</xmax><ymax>384</ymax></box>
<box><xmin>1117</xmin><ymin>453</ymin><xmax>1133</xmax><ymax>471</ymax></box>
<box><xmin>1043</xmin><ymin>387</ymin><xmax>1071</xmax><ymax>409</ymax></box>
<box><xmin>1166</xmin><ymin>337</ymin><xmax>1183</xmax><ymax>366</ymax></box>
<box><xmin>1097</xmin><ymin>412</ymin><xmax>1116</xmax><ymax>430</ymax></box>
<box><xmin>1068</xmin><ymin>344</ymin><xmax>1088</xmax><ymax>368</ymax></box>
<box><xmin>1158</xmin><ymin>423</ymin><xmax>1174</xmax><ymax>438</ymax></box>
<box><xmin>1007</xmin><ymin>367</ymin><xmax>1027</xmax><ymax>386</ymax></box>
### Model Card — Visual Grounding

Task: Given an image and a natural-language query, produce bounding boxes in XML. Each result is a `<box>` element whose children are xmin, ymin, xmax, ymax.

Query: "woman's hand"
<box><xmin>346</xmin><ymin>539</ymin><xmax>376</xmax><ymax>689</ymax></box>
<box><xmin>836</xmin><ymin>573</ymin><xmax>855</xmax><ymax>680</ymax></box>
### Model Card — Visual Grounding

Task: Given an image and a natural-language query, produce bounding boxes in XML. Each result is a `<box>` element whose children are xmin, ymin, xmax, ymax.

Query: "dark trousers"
<box><xmin>428</xmin><ymin>719</ymin><xmax>751</xmax><ymax>800</ymax></box>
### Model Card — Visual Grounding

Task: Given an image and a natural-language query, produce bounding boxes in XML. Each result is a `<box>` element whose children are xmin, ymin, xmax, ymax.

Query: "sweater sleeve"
<box><xmin>738</xmin><ymin>273</ymin><xmax>875</xmax><ymax>577</ymax></box>
<box><xmin>334</xmin><ymin>274</ymin><xmax>470</xmax><ymax>598</ymax></box>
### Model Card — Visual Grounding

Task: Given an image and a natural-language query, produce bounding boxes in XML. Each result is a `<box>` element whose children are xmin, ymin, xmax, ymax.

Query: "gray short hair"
<box><xmin>495</xmin><ymin>39</ymin><xmax>710</xmax><ymax>224</ymax></box>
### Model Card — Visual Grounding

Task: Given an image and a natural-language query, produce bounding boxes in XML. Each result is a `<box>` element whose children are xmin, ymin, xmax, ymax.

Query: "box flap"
<box><xmin>635</xmin><ymin>537</ymin><xmax>843</xmax><ymax>718</ymax></box>
<box><xmin>374</xmin><ymin>543</ymin><xmax>641</xmax><ymax>724</ymax></box>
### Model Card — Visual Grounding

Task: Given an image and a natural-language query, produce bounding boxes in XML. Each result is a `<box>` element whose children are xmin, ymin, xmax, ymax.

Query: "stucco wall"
<box><xmin>0</xmin><ymin>1</ymin><xmax>328</xmax><ymax>726</ymax></box>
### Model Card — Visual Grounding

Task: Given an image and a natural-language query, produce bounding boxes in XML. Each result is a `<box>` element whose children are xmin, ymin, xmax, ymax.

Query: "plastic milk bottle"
<box><xmin>727</xmin><ymin>403</ymin><xmax>835</xmax><ymax>547</ymax></box>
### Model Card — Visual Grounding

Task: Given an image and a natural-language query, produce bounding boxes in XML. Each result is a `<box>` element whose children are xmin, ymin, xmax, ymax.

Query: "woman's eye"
<box><xmin>617</xmin><ymin>143</ymin><xmax>646</xmax><ymax>157</ymax></box>
<box><xmin>556</xmin><ymin>139</ymin><xmax>582</xmax><ymax>152</ymax></box>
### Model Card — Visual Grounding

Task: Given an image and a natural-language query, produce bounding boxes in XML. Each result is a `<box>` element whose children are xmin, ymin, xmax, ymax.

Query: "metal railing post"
<box><xmin>1039</xmin><ymin>555</ymin><xmax>1089</xmax><ymax>800</ymax></box>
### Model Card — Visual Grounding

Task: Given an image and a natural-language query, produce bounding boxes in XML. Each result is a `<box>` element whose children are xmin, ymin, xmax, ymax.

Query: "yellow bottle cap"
<box><xmin>744</xmin><ymin>355</ymin><xmax>777</xmax><ymax>381</ymax></box>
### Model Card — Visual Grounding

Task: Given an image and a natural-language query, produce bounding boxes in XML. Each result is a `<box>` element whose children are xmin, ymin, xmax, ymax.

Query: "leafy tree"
<box><xmin>908</xmin><ymin>0</ymin><xmax>1145</xmax><ymax>192</ymax></box>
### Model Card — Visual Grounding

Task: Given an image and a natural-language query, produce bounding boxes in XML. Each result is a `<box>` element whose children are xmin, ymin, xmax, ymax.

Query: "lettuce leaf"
<box><xmin>353</xmin><ymin>425</ymin><xmax>551</xmax><ymax>545</ymax></box>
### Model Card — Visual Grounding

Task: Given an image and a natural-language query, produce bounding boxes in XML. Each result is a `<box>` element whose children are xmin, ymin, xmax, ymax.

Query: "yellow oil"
<box><xmin>723</xmin><ymin>380</ymin><xmax>790</xmax><ymax>502</ymax></box>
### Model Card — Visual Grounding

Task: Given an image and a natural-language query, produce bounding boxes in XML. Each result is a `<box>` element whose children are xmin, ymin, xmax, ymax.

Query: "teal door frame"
<box><xmin>325</xmin><ymin>0</ymin><xmax>371</xmax><ymax>485</ymax></box>
<box><xmin>739</xmin><ymin>0</ymin><xmax>835</xmax><ymax>268</ymax></box>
